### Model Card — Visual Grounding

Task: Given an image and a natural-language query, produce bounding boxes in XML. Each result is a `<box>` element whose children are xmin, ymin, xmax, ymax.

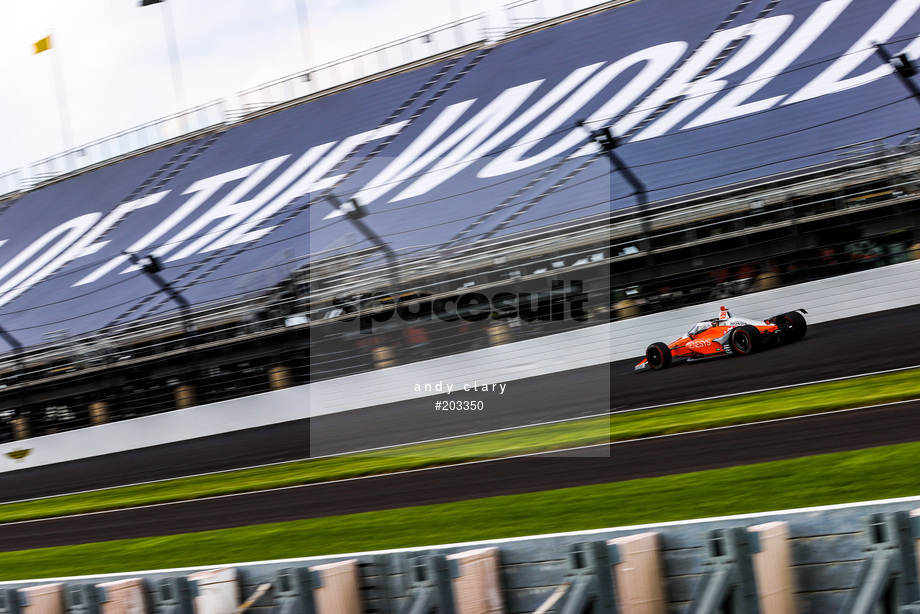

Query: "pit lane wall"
<box><xmin>0</xmin><ymin>258</ymin><xmax>918</xmax><ymax>473</ymax></box>
<box><xmin>3</xmin><ymin>496</ymin><xmax>920</xmax><ymax>613</ymax></box>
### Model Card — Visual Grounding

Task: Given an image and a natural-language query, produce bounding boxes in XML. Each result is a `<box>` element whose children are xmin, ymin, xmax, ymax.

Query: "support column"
<box><xmin>89</xmin><ymin>401</ymin><xmax>109</xmax><ymax>425</ymax></box>
<box><xmin>749</xmin><ymin>521</ymin><xmax>797</xmax><ymax>614</ymax></box>
<box><xmin>608</xmin><ymin>532</ymin><xmax>667</xmax><ymax>614</ymax></box>
<box><xmin>12</xmin><ymin>415</ymin><xmax>29</xmax><ymax>440</ymax></box>
<box><xmin>174</xmin><ymin>384</ymin><xmax>196</xmax><ymax>409</ymax></box>
<box><xmin>487</xmin><ymin>322</ymin><xmax>511</xmax><ymax>346</ymax></box>
<box><xmin>372</xmin><ymin>346</ymin><xmax>397</xmax><ymax>369</ymax></box>
<box><xmin>268</xmin><ymin>365</ymin><xmax>292</xmax><ymax>390</ymax></box>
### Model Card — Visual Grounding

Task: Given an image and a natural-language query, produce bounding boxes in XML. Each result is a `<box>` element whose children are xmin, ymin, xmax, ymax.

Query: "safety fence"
<box><xmin>3</xmin><ymin>497</ymin><xmax>920</xmax><ymax>613</ymax></box>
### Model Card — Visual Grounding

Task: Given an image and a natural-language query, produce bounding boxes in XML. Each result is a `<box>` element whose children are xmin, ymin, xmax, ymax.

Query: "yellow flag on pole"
<box><xmin>33</xmin><ymin>35</ymin><xmax>52</xmax><ymax>55</ymax></box>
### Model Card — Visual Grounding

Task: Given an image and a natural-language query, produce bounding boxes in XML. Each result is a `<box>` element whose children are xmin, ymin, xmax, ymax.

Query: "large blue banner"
<box><xmin>0</xmin><ymin>0</ymin><xmax>917</xmax><ymax>347</ymax></box>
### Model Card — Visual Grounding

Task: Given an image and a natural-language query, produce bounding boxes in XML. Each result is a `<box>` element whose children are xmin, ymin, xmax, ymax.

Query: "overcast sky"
<box><xmin>0</xmin><ymin>0</ymin><xmax>570</xmax><ymax>177</ymax></box>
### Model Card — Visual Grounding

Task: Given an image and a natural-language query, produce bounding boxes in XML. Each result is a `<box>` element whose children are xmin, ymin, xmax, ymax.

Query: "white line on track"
<box><xmin>3</xmin><ymin>396</ymin><xmax>918</xmax><ymax>528</ymax></box>
<box><xmin>5</xmin><ymin>362</ymin><xmax>920</xmax><ymax>506</ymax></box>
<box><xmin>8</xmin><ymin>489</ymin><xmax>920</xmax><ymax>585</ymax></box>
<box><xmin>5</xmin><ymin>363</ymin><xmax>920</xmax><ymax>506</ymax></box>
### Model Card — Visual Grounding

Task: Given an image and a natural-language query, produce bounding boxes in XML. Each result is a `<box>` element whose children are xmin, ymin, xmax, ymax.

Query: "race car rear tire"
<box><xmin>780</xmin><ymin>311</ymin><xmax>807</xmax><ymax>342</ymax></box>
<box><xmin>646</xmin><ymin>342</ymin><xmax>672</xmax><ymax>370</ymax></box>
<box><xmin>730</xmin><ymin>325</ymin><xmax>763</xmax><ymax>355</ymax></box>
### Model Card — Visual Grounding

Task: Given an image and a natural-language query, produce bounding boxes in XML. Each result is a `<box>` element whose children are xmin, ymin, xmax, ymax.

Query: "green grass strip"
<box><xmin>1</xmin><ymin>440</ymin><xmax>919</xmax><ymax>581</ymax></box>
<box><xmin>0</xmin><ymin>368</ymin><xmax>918</xmax><ymax>525</ymax></box>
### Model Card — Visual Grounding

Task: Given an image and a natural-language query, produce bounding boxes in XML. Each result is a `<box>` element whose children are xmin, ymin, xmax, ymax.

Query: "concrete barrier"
<box><xmin>0</xmin><ymin>385</ymin><xmax>309</xmax><ymax>473</ymax></box>
<box><xmin>96</xmin><ymin>579</ymin><xmax>147</xmax><ymax>614</ymax></box>
<box><xmin>310</xmin><ymin>560</ymin><xmax>362</xmax><ymax>614</ymax></box>
<box><xmin>4</xmin><ymin>497</ymin><xmax>920</xmax><ymax>614</ymax></box>
<box><xmin>187</xmin><ymin>568</ymin><xmax>238</xmax><ymax>614</ymax></box>
<box><xmin>19</xmin><ymin>585</ymin><xmax>63</xmax><ymax>614</ymax></box>
<box><xmin>749</xmin><ymin>522</ymin><xmax>796</xmax><ymax>614</ymax></box>
<box><xmin>1</xmin><ymin>259</ymin><xmax>919</xmax><ymax>472</ymax></box>
<box><xmin>448</xmin><ymin>547</ymin><xmax>505</xmax><ymax>614</ymax></box>
<box><xmin>609</xmin><ymin>532</ymin><xmax>667</xmax><ymax>614</ymax></box>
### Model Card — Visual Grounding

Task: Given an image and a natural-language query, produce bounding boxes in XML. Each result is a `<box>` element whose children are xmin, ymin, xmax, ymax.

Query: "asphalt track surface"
<box><xmin>1</xmin><ymin>306</ymin><xmax>920</xmax><ymax>551</ymax></box>
<box><xmin>3</xmin><ymin>398</ymin><xmax>920</xmax><ymax>552</ymax></box>
<box><xmin>3</xmin><ymin>305</ymin><xmax>920</xmax><ymax>501</ymax></box>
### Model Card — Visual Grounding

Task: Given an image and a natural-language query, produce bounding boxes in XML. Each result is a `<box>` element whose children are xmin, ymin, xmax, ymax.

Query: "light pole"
<box><xmin>580</xmin><ymin>122</ymin><xmax>652</xmax><ymax>255</ymax></box>
<box><xmin>874</xmin><ymin>42</ymin><xmax>920</xmax><ymax>107</ymax></box>
<box><xmin>125</xmin><ymin>252</ymin><xmax>194</xmax><ymax>334</ymax></box>
<box><xmin>294</xmin><ymin>0</ymin><xmax>316</xmax><ymax>74</ymax></box>
<box><xmin>32</xmin><ymin>33</ymin><xmax>74</xmax><ymax>155</ymax></box>
<box><xmin>326</xmin><ymin>194</ymin><xmax>402</xmax><ymax>296</ymax></box>
<box><xmin>140</xmin><ymin>0</ymin><xmax>187</xmax><ymax>130</ymax></box>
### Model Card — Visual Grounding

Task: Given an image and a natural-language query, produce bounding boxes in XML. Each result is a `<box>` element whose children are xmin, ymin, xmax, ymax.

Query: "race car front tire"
<box><xmin>730</xmin><ymin>325</ymin><xmax>763</xmax><ymax>355</ymax></box>
<box><xmin>646</xmin><ymin>342</ymin><xmax>672</xmax><ymax>370</ymax></box>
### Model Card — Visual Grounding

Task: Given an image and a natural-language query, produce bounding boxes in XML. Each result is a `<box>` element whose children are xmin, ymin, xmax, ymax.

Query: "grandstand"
<box><xmin>5</xmin><ymin>1</ymin><xmax>920</xmax><ymax>611</ymax></box>
<box><xmin>0</xmin><ymin>0</ymin><xmax>918</xmax><ymax>443</ymax></box>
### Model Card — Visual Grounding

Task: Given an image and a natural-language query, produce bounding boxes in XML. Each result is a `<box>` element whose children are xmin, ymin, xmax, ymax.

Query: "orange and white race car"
<box><xmin>635</xmin><ymin>306</ymin><xmax>807</xmax><ymax>371</ymax></box>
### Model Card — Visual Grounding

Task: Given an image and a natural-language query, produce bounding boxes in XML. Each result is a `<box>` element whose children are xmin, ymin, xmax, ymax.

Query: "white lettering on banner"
<box><xmin>352</xmin><ymin>104</ymin><xmax>474</xmax><ymax>208</ymax></box>
<box><xmin>209</xmin><ymin>141</ymin><xmax>338</xmax><ymax>246</ymax></box>
<box><xmin>9</xmin><ymin>192</ymin><xmax>170</xmax><ymax>305</ymax></box>
<box><xmin>785</xmin><ymin>0</ymin><xmax>920</xmax><ymax>104</ymax></box>
<box><xmin>75</xmin><ymin>166</ymin><xmax>254</xmax><ymax>285</ymax></box>
<box><xmin>80</xmin><ymin>192</ymin><xmax>170</xmax><ymax>257</ymax></box>
<box><xmin>687</xmin><ymin>0</ymin><xmax>853</xmax><ymax>128</ymax></box>
<box><xmin>606</xmin><ymin>29</ymin><xmax>739</xmax><ymax>140</ymax></box>
<box><xmin>898</xmin><ymin>25</ymin><xmax>920</xmax><ymax>61</ymax></box>
<box><xmin>359</xmin><ymin>82</ymin><xmax>544</xmax><ymax>204</ymax></box>
<box><xmin>222</xmin><ymin>121</ymin><xmax>407</xmax><ymax>236</ymax></box>
<box><xmin>392</xmin><ymin>64</ymin><xmax>603</xmax><ymax>190</ymax></box>
<box><xmin>132</xmin><ymin>165</ymin><xmax>263</xmax><ymax>269</ymax></box>
<box><xmin>632</xmin><ymin>17</ymin><xmax>793</xmax><ymax>141</ymax></box>
<box><xmin>482</xmin><ymin>42</ymin><xmax>687</xmax><ymax>176</ymax></box>
<box><xmin>164</xmin><ymin>155</ymin><xmax>290</xmax><ymax>262</ymax></box>
<box><xmin>0</xmin><ymin>214</ymin><xmax>100</xmax><ymax>308</ymax></box>
<box><xmin>73</xmin><ymin>194</ymin><xmax>171</xmax><ymax>286</ymax></box>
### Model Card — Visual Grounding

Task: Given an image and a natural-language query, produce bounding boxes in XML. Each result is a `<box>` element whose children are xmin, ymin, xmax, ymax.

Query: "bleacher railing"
<box><xmin>236</xmin><ymin>15</ymin><xmax>488</xmax><ymax>117</ymax></box>
<box><xmin>0</xmin><ymin>170</ymin><xmax>21</xmax><ymax>200</ymax></box>
<box><xmin>22</xmin><ymin>100</ymin><xmax>227</xmax><ymax>191</ymax></box>
<box><xmin>504</xmin><ymin>0</ymin><xmax>615</xmax><ymax>29</ymax></box>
